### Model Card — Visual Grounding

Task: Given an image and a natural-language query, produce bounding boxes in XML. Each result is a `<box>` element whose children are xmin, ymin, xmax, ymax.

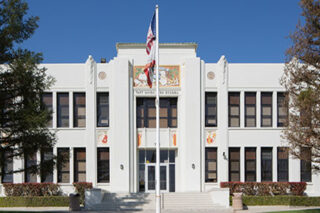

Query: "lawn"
<box><xmin>269</xmin><ymin>209</ymin><xmax>320</xmax><ymax>213</ymax></box>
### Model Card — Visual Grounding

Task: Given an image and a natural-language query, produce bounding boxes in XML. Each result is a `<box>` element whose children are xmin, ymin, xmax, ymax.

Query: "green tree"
<box><xmin>0</xmin><ymin>0</ymin><xmax>56</xmax><ymax>178</ymax></box>
<box><xmin>281</xmin><ymin>0</ymin><xmax>320</xmax><ymax>171</ymax></box>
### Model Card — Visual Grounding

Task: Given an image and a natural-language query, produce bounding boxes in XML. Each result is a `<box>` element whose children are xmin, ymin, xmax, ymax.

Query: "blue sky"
<box><xmin>23</xmin><ymin>0</ymin><xmax>301</xmax><ymax>63</ymax></box>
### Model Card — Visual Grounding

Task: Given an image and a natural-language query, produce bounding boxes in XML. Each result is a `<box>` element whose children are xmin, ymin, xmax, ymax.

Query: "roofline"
<box><xmin>116</xmin><ymin>42</ymin><xmax>198</xmax><ymax>52</ymax></box>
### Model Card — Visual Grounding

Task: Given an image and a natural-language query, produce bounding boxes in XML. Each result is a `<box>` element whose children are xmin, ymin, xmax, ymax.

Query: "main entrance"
<box><xmin>139</xmin><ymin>149</ymin><xmax>175</xmax><ymax>192</ymax></box>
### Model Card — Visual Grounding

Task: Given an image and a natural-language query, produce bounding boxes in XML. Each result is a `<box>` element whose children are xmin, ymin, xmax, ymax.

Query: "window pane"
<box><xmin>261</xmin><ymin>148</ymin><xmax>273</xmax><ymax>182</ymax></box>
<box><xmin>41</xmin><ymin>148</ymin><xmax>53</xmax><ymax>183</ymax></box>
<box><xmin>245</xmin><ymin>92</ymin><xmax>256</xmax><ymax>127</ymax></box>
<box><xmin>25</xmin><ymin>153</ymin><xmax>37</xmax><ymax>183</ymax></box>
<box><xmin>245</xmin><ymin>148</ymin><xmax>256</xmax><ymax>182</ymax></box>
<box><xmin>74</xmin><ymin>148</ymin><xmax>86</xmax><ymax>182</ymax></box>
<box><xmin>97</xmin><ymin>148</ymin><xmax>109</xmax><ymax>183</ymax></box>
<box><xmin>57</xmin><ymin>93</ymin><xmax>69</xmax><ymax>127</ymax></box>
<box><xmin>58</xmin><ymin>148</ymin><xmax>70</xmax><ymax>183</ymax></box>
<box><xmin>74</xmin><ymin>93</ymin><xmax>86</xmax><ymax>127</ymax></box>
<box><xmin>301</xmin><ymin>148</ymin><xmax>311</xmax><ymax>182</ymax></box>
<box><xmin>230</xmin><ymin>118</ymin><xmax>240</xmax><ymax>127</ymax></box>
<box><xmin>2</xmin><ymin>150</ymin><xmax>13</xmax><ymax>183</ymax></box>
<box><xmin>41</xmin><ymin>93</ymin><xmax>53</xmax><ymax>128</ymax></box>
<box><xmin>205</xmin><ymin>148</ymin><xmax>217</xmax><ymax>183</ymax></box>
<box><xmin>97</xmin><ymin>93</ymin><xmax>109</xmax><ymax>127</ymax></box>
<box><xmin>277</xmin><ymin>93</ymin><xmax>288</xmax><ymax>127</ymax></box>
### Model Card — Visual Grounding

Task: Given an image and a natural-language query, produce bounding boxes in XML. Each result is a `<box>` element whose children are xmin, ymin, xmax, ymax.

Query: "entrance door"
<box><xmin>146</xmin><ymin>164</ymin><xmax>168</xmax><ymax>192</ymax></box>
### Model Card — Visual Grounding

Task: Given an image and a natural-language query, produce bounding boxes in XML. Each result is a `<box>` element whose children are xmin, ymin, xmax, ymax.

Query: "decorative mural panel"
<box><xmin>97</xmin><ymin>130</ymin><xmax>108</xmax><ymax>146</ymax></box>
<box><xmin>133</xmin><ymin>66</ymin><xmax>180</xmax><ymax>88</ymax></box>
<box><xmin>206</xmin><ymin>131</ymin><xmax>216</xmax><ymax>145</ymax></box>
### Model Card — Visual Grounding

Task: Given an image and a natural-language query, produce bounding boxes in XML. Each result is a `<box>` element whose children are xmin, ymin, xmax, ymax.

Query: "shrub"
<box><xmin>73</xmin><ymin>182</ymin><xmax>93</xmax><ymax>204</ymax></box>
<box><xmin>3</xmin><ymin>183</ymin><xmax>61</xmax><ymax>197</ymax></box>
<box><xmin>220</xmin><ymin>182</ymin><xmax>306</xmax><ymax>196</ymax></box>
<box><xmin>0</xmin><ymin>196</ymin><xmax>69</xmax><ymax>207</ymax></box>
<box><xmin>241</xmin><ymin>196</ymin><xmax>320</xmax><ymax>206</ymax></box>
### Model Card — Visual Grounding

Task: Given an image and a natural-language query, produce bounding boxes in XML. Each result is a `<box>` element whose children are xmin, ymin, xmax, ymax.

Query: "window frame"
<box><xmin>228</xmin><ymin>92</ymin><xmax>240</xmax><ymax>127</ymax></box>
<box><xmin>245</xmin><ymin>147</ymin><xmax>256</xmax><ymax>182</ymax></box>
<box><xmin>261</xmin><ymin>147</ymin><xmax>273</xmax><ymax>182</ymax></box>
<box><xmin>24</xmin><ymin>152</ymin><xmax>37</xmax><ymax>183</ymax></box>
<box><xmin>97</xmin><ymin>92</ymin><xmax>109</xmax><ymax>127</ymax></box>
<box><xmin>40</xmin><ymin>148</ymin><xmax>53</xmax><ymax>183</ymax></box>
<box><xmin>205</xmin><ymin>92</ymin><xmax>217</xmax><ymax>127</ymax></box>
<box><xmin>73</xmin><ymin>92</ymin><xmax>86</xmax><ymax>128</ymax></box>
<box><xmin>205</xmin><ymin>148</ymin><xmax>218</xmax><ymax>183</ymax></box>
<box><xmin>261</xmin><ymin>92</ymin><xmax>273</xmax><ymax>127</ymax></box>
<box><xmin>57</xmin><ymin>93</ymin><xmax>69</xmax><ymax>128</ymax></box>
<box><xmin>97</xmin><ymin>148</ymin><xmax>110</xmax><ymax>183</ymax></box>
<box><xmin>57</xmin><ymin>148</ymin><xmax>70</xmax><ymax>183</ymax></box>
<box><xmin>245</xmin><ymin>92</ymin><xmax>256</xmax><ymax>127</ymax></box>
<box><xmin>1</xmin><ymin>150</ymin><xmax>13</xmax><ymax>183</ymax></box>
<box><xmin>74</xmin><ymin>148</ymin><xmax>86</xmax><ymax>183</ymax></box>
<box><xmin>300</xmin><ymin>148</ymin><xmax>312</xmax><ymax>182</ymax></box>
<box><xmin>277</xmin><ymin>147</ymin><xmax>289</xmax><ymax>182</ymax></box>
<box><xmin>229</xmin><ymin>147</ymin><xmax>240</xmax><ymax>182</ymax></box>
<box><xmin>41</xmin><ymin>92</ymin><xmax>53</xmax><ymax>128</ymax></box>
<box><xmin>277</xmin><ymin>92</ymin><xmax>288</xmax><ymax>127</ymax></box>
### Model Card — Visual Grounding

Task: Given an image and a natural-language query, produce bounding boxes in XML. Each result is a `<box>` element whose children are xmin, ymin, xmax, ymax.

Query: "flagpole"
<box><xmin>155</xmin><ymin>4</ymin><xmax>161</xmax><ymax>213</ymax></box>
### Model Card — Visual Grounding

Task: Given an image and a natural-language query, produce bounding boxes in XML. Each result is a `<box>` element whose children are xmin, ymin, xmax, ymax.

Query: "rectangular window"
<box><xmin>2</xmin><ymin>150</ymin><xmax>13</xmax><ymax>183</ymax></box>
<box><xmin>137</xmin><ymin>98</ymin><xmax>177</xmax><ymax>128</ymax></box>
<box><xmin>301</xmin><ymin>148</ymin><xmax>311</xmax><ymax>182</ymax></box>
<box><xmin>205</xmin><ymin>92</ymin><xmax>217</xmax><ymax>127</ymax></box>
<box><xmin>261</xmin><ymin>147</ymin><xmax>273</xmax><ymax>182</ymax></box>
<box><xmin>97</xmin><ymin>148</ymin><xmax>110</xmax><ymax>183</ymax></box>
<box><xmin>41</xmin><ymin>148</ymin><xmax>53</xmax><ymax>183</ymax></box>
<box><xmin>205</xmin><ymin>148</ymin><xmax>217</xmax><ymax>183</ymax></box>
<box><xmin>41</xmin><ymin>93</ymin><xmax>53</xmax><ymax>128</ymax></box>
<box><xmin>245</xmin><ymin>147</ymin><xmax>256</xmax><ymax>182</ymax></box>
<box><xmin>57</xmin><ymin>93</ymin><xmax>69</xmax><ymax>127</ymax></box>
<box><xmin>57</xmin><ymin>148</ymin><xmax>70</xmax><ymax>183</ymax></box>
<box><xmin>261</xmin><ymin>92</ymin><xmax>272</xmax><ymax>127</ymax></box>
<box><xmin>73</xmin><ymin>93</ymin><xmax>86</xmax><ymax>127</ymax></box>
<box><xmin>245</xmin><ymin>92</ymin><xmax>256</xmax><ymax>127</ymax></box>
<box><xmin>277</xmin><ymin>147</ymin><xmax>289</xmax><ymax>182</ymax></box>
<box><xmin>97</xmin><ymin>93</ymin><xmax>109</xmax><ymax>127</ymax></box>
<box><xmin>229</xmin><ymin>148</ymin><xmax>240</xmax><ymax>181</ymax></box>
<box><xmin>25</xmin><ymin>152</ymin><xmax>37</xmax><ymax>183</ymax></box>
<box><xmin>277</xmin><ymin>92</ymin><xmax>288</xmax><ymax>127</ymax></box>
<box><xmin>74</xmin><ymin>148</ymin><xmax>86</xmax><ymax>182</ymax></box>
<box><xmin>229</xmin><ymin>92</ymin><xmax>240</xmax><ymax>127</ymax></box>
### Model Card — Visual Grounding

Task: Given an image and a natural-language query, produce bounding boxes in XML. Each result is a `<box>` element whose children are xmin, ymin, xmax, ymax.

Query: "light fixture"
<box><xmin>223</xmin><ymin>152</ymin><xmax>227</xmax><ymax>160</ymax></box>
<box><xmin>120</xmin><ymin>164</ymin><xmax>124</xmax><ymax>170</ymax></box>
<box><xmin>192</xmin><ymin>163</ymin><xmax>195</xmax><ymax>169</ymax></box>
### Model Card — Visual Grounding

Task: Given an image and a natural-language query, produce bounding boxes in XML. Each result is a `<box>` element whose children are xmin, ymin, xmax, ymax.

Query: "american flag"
<box><xmin>144</xmin><ymin>12</ymin><xmax>156</xmax><ymax>88</ymax></box>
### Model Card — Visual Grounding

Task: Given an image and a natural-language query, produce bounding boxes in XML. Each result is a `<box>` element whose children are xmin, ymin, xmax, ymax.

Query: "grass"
<box><xmin>269</xmin><ymin>209</ymin><xmax>320</xmax><ymax>213</ymax></box>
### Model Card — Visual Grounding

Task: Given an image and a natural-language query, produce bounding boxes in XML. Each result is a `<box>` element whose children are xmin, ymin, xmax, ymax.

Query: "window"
<box><xmin>41</xmin><ymin>93</ymin><xmax>53</xmax><ymax>128</ymax></box>
<box><xmin>245</xmin><ymin>148</ymin><xmax>256</xmax><ymax>182</ymax></box>
<box><xmin>25</xmin><ymin>152</ymin><xmax>37</xmax><ymax>183</ymax></box>
<box><xmin>73</xmin><ymin>93</ymin><xmax>86</xmax><ymax>127</ymax></box>
<box><xmin>205</xmin><ymin>148</ymin><xmax>217</xmax><ymax>183</ymax></box>
<box><xmin>245</xmin><ymin>92</ymin><xmax>256</xmax><ymax>127</ymax></box>
<box><xmin>97</xmin><ymin>148</ymin><xmax>109</xmax><ymax>183</ymax></box>
<box><xmin>229</xmin><ymin>92</ymin><xmax>240</xmax><ymax>127</ymax></box>
<box><xmin>137</xmin><ymin>98</ymin><xmax>177</xmax><ymax>128</ymax></box>
<box><xmin>57</xmin><ymin>93</ymin><xmax>69</xmax><ymax>127</ymax></box>
<box><xmin>301</xmin><ymin>148</ymin><xmax>311</xmax><ymax>182</ymax></box>
<box><xmin>41</xmin><ymin>148</ymin><xmax>53</xmax><ymax>183</ymax></box>
<box><xmin>229</xmin><ymin>148</ymin><xmax>240</xmax><ymax>181</ymax></box>
<box><xmin>74</xmin><ymin>148</ymin><xmax>86</xmax><ymax>182</ymax></box>
<box><xmin>277</xmin><ymin>147</ymin><xmax>289</xmax><ymax>182</ymax></box>
<box><xmin>2</xmin><ymin>150</ymin><xmax>13</xmax><ymax>183</ymax></box>
<box><xmin>205</xmin><ymin>92</ymin><xmax>217</xmax><ymax>127</ymax></box>
<box><xmin>97</xmin><ymin>93</ymin><xmax>109</xmax><ymax>127</ymax></box>
<box><xmin>261</xmin><ymin>147</ymin><xmax>273</xmax><ymax>181</ymax></box>
<box><xmin>277</xmin><ymin>92</ymin><xmax>288</xmax><ymax>127</ymax></box>
<box><xmin>57</xmin><ymin>148</ymin><xmax>70</xmax><ymax>183</ymax></box>
<box><xmin>261</xmin><ymin>92</ymin><xmax>272</xmax><ymax>127</ymax></box>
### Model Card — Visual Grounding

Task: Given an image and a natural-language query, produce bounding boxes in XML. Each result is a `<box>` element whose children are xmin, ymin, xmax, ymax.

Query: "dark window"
<box><xmin>277</xmin><ymin>92</ymin><xmax>288</xmax><ymax>127</ymax></box>
<box><xmin>41</xmin><ymin>148</ymin><xmax>53</xmax><ymax>183</ymax></box>
<box><xmin>261</xmin><ymin>92</ymin><xmax>272</xmax><ymax>127</ymax></box>
<box><xmin>229</xmin><ymin>92</ymin><xmax>240</xmax><ymax>127</ymax></box>
<box><xmin>245</xmin><ymin>92</ymin><xmax>256</xmax><ymax>127</ymax></box>
<box><xmin>137</xmin><ymin>98</ymin><xmax>177</xmax><ymax>128</ymax></box>
<box><xmin>205</xmin><ymin>148</ymin><xmax>217</xmax><ymax>183</ymax></box>
<box><xmin>74</xmin><ymin>148</ymin><xmax>86</xmax><ymax>182</ymax></box>
<box><xmin>97</xmin><ymin>93</ymin><xmax>109</xmax><ymax>127</ymax></box>
<box><xmin>245</xmin><ymin>148</ymin><xmax>256</xmax><ymax>182</ymax></box>
<box><xmin>205</xmin><ymin>92</ymin><xmax>217</xmax><ymax>127</ymax></box>
<box><xmin>2</xmin><ymin>150</ymin><xmax>13</xmax><ymax>183</ymax></box>
<box><xmin>73</xmin><ymin>93</ymin><xmax>86</xmax><ymax>127</ymax></box>
<box><xmin>97</xmin><ymin>148</ymin><xmax>109</xmax><ymax>183</ymax></box>
<box><xmin>229</xmin><ymin>148</ymin><xmax>240</xmax><ymax>181</ymax></box>
<box><xmin>57</xmin><ymin>148</ymin><xmax>70</xmax><ymax>183</ymax></box>
<box><xmin>261</xmin><ymin>147</ymin><xmax>273</xmax><ymax>182</ymax></box>
<box><xmin>41</xmin><ymin>93</ymin><xmax>53</xmax><ymax>128</ymax></box>
<box><xmin>57</xmin><ymin>93</ymin><xmax>69</xmax><ymax>127</ymax></box>
<box><xmin>277</xmin><ymin>147</ymin><xmax>289</xmax><ymax>182</ymax></box>
<box><xmin>25</xmin><ymin>152</ymin><xmax>37</xmax><ymax>183</ymax></box>
<box><xmin>301</xmin><ymin>148</ymin><xmax>311</xmax><ymax>182</ymax></box>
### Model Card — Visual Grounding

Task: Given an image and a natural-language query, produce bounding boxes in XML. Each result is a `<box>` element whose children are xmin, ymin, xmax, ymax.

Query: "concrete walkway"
<box><xmin>0</xmin><ymin>206</ymin><xmax>318</xmax><ymax>212</ymax></box>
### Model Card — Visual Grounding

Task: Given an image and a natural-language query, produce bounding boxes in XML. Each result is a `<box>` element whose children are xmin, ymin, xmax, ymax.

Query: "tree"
<box><xmin>0</xmin><ymin>0</ymin><xmax>56</xmax><ymax>178</ymax></box>
<box><xmin>281</xmin><ymin>0</ymin><xmax>320</xmax><ymax>171</ymax></box>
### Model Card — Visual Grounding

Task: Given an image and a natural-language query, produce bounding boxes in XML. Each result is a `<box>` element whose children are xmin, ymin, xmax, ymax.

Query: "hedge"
<box><xmin>239</xmin><ymin>196</ymin><xmax>320</xmax><ymax>206</ymax></box>
<box><xmin>221</xmin><ymin>182</ymin><xmax>306</xmax><ymax>196</ymax></box>
<box><xmin>3</xmin><ymin>183</ymin><xmax>62</xmax><ymax>196</ymax></box>
<box><xmin>0</xmin><ymin>196</ymin><xmax>69</xmax><ymax>207</ymax></box>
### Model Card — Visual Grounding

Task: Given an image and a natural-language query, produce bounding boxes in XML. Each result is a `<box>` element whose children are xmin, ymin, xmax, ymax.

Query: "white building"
<box><xmin>4</xmin><ymin>43</ymin><xmax>320</xmax><ymax>197</ymax></box>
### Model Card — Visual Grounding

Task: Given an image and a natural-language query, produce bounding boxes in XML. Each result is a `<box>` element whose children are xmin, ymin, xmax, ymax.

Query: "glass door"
<box><xmin>146</xmin><ymin>164</ymin><xmax>168</xmax><ymax>192</ymax></box>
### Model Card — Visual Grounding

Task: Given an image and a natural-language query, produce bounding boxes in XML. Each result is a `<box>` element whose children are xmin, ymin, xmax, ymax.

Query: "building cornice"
<box><xmin>116</xmin><ymin>42</ymin><xmax>198</xmax><ymax>52</ymax></box>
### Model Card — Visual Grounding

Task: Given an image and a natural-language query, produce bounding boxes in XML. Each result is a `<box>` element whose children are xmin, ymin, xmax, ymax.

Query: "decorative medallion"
<box><xmin>206</xmin><ymin>131</ymin><xmax>216</xmax><ymax>144</ymax></box>
<box><xmin>97</xmin><ymin>131</ymin><xmax>108</xmax><ymax>145</ymax></box>
<box><xmin>173</xmin><ymin>133</ymin><xmax>177</xmax><ymax>146</ymax></box>
<box><xmin>98</xmin><ymin>71</ymin><xmax>107</xmax><ymax>80</ymax></box>
<box><xmin>207</xmin><ymin>71</ymin><xmax>215</xmax><ymax>80</ymax></box>
<box><xmin>137</xmin><ymin>133</ymin><xmax>142</xmax><ymax>147</ymax></box>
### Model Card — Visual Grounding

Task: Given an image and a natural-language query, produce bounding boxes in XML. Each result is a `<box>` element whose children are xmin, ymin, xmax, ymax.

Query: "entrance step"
<box><xmin>86</xmin><ymin>192</ymin><xmax>227</xmax><ymax>211</ymax></box>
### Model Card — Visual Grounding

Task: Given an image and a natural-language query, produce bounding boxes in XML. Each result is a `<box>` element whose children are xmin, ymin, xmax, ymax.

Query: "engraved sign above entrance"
<box><xmin>133</xmin><ymin>66</ymin><xmax>180</xmax><ymax>88</ymax></box>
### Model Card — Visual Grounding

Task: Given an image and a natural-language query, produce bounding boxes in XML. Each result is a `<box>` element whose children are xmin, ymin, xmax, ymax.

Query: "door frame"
<box><xmin>145</xmin><ymin>163</ymin><xmax>169</xmax><ymax>193</ymax></box>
